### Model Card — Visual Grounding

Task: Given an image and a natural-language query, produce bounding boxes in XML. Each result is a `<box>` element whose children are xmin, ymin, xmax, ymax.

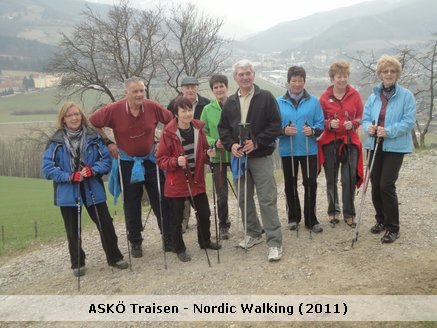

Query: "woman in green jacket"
<box><xmin>200</xmin><ymin>74</ymin><xmax>232</xmax><ymax>239</ymax></box>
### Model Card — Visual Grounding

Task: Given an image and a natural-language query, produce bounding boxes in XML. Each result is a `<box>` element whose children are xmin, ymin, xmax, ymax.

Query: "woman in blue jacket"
<box><xmin>42</xmin><ymin>102</ymin><xmax>128</xmax><ymax>277</ymax></box>
<box><xmin>362</xmin><ymin>55</ymin><xmax>416</xmax><ymax>243</ymax></box>
<box><xmin>277</xmin><ymin>66</ymin><xmax>325</xmax><ymax>233</ymax></box>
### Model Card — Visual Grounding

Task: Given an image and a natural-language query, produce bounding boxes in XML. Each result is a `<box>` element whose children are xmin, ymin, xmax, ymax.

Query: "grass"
<box><xmin>0</xmin><ymin>176</ymin><xmax>124</xmax><ymax>256</ymax></box>
<box><xmin>0</xmin><ymin>165</ymin><xmax>283</xmax><ymax>256</ymax></box>
<box><xmin>0</xmin><ymin>88</ymin><xmax>113</xmax><ymax>123</ymax></box>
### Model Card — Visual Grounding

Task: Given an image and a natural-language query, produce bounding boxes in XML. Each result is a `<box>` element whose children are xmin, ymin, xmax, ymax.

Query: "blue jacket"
<box><xmin>41</xmin><ymin>126</ymin><xmax>112</xmax><ymax>207</ymax></box>
<box><xmin>277</xmin><ymin>90</ymin><xmax>324</xmax><ymax>156</ymax></box>
<box><xmin>362</xmin><ymin>82</ymin><xmax>416</xmax><ymax>153</ymax></box>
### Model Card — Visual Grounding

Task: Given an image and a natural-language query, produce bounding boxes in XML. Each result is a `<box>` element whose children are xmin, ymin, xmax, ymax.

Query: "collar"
<box><xmin>125</xmin><ymin>100</ymin><xmax>144</xmax><ymax>115</ymax></box>
<box><xmin>238</xmin><ymin>86</ymin><xmax>254</xmax><ymax>97</ymax></box>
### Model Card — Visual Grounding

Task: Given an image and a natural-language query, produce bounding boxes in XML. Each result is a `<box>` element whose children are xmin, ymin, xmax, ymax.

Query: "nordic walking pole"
<box><xmin>75</xmin><ymin>182</ymin><xmax>81</xmax><ymax>291</ymax></box>
<box><xmin>238</xmin><ymin>123</ymin><xmax>251</xmax><ymax>250</ymax></box>
<box><xmin>155</xmin><ymin>162</ymin><xmax>167</xmax><ymax>269</ymax></box>
<box><xmin>142</xmin><ymin>206</ymin><xmax>152</xmax><ymax>231</ymax></box>
<box><xmin>227</xmin><ymin>177</ymin><xmax>237</xmax><ymax>199</ymax></box>
<box><xmin>304</xmin><ymin>121</ymin><xmax>312</xmax><ymax>239</ymax></box>
<box><xmin>117</xmin><ymin>157</ymin><xmax>132</xmax><ymax>271</ymax></box>
<box><xmin>288</xmin><ymin>120</ymin><xmax>299</xmax><ymax>237</ymax></box>
<box><xmin>210</xmin><ymin>146</ymin><xmax>220</xmax><ymax>264</ymax></box>
<box><xmin>331</xmin><ymin>112</ymin><xmax>339</xmax><ymax>227</ymax></box>
<box><xmin>181</xmin><ymin>154</ymin><xmax>211</xmax><ymax>267</ymax></box>
<box><xmin>352</xmin><ymin>121</ymin><xmax>380</xmax><ymax>248</ymax></box>
<box><xmin>217</xmin><ymin>148</ymin><xmax>223</xmax><ymax>241</ymax></box>
<box><xmin>84</xmin><ymin>177</ymin><xmax>113</xmax><ymax>273</ymax></box>
<box><xmin>243</xmin><ymin>149</ymin><xmax>248</xmax><ymax>251</ymax></box>
<box><xmin>235</xmin><ymin>153</ymin><xmax>242</xmax><ymax>247</ymax></box>
<box><xmin>345</xmin><ymin>112</ymin><xmax>355</xmax><ymax>223</ymax></box>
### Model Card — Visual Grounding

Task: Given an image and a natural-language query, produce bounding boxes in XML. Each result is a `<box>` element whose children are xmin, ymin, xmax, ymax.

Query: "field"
<box><xmin>0</xmin><ymin>176</ymin><xmax>124</xmax><ymax>256</ymax></box>
<box><xmin>0</xmin><ymin>88</ymin><xmax>114</xmax><ymax>123</ymax></box>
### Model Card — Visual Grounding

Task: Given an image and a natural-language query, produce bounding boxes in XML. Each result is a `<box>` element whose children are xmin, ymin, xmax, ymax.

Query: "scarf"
<box><xmin>63</xmin><ymin>126</ymin><xmax>85</xmax><ymax>171</ymax></box>
<box><xmin>382</xmin><ymin>84</ymin><xmax>395</xmax><ymax>101</ymax></box>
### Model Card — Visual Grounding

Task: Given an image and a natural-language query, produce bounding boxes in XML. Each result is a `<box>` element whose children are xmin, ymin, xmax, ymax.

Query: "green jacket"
<box><xmin>200</xmin><ymin>99</ymin><xmax>231</xmax><ymax>164</ymax></box>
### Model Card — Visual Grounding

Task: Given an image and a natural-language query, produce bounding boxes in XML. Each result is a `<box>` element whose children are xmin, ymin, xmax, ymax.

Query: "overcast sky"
<box><xmin>91</xmin><ymin>0</ymin><xmax>374</xmax><ymax>38</ymax></box>
<box><xmin>177</xmin><ymin>0</ymin><xmax>372</xmax><ymax>37</ymax></box>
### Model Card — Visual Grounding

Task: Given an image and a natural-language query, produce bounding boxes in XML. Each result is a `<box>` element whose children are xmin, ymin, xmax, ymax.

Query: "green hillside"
<box><xmin>0</xmin><ymin>176</ymin><xmax>124</xmax><ymax>255</ymax></box>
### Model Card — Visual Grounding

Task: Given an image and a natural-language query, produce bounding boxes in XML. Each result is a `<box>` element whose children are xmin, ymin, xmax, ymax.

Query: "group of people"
<box><xmin>42</xmin><ymin>54</ymin><xmax>416</xmax><ymax>277</ymax></box>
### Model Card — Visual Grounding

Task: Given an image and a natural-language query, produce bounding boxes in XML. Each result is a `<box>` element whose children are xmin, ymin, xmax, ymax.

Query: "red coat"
<box><xmin>156</xmin><ymin>118</ymin><xmax>210</xmax><ymax>198</ymax></box>
<box><xmin>318</xmin><ymin>84</ymin><xmax>364</xmax><ymax>188</ymax></box>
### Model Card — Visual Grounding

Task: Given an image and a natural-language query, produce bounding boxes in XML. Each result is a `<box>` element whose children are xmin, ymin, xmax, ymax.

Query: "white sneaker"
<box><xmin>268</xmin><ymin>246</ymin><xmax>283</xmax><ymax>262</ymax></box>
<box><xmin>239</xmin><ymin>235</ymin><xmax>263</xmax><ymax>249</ymax></box>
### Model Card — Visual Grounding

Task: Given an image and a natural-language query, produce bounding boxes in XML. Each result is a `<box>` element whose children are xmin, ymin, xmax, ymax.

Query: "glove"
<box><xmin>70</xmin><ymin>171</ymin><xmax>82</xmax><ymax>182</ymax></box>
<box><xmin>83</xmin><ymin>165</ymin><xmax>93</xmax><ymax>178</ymax></box>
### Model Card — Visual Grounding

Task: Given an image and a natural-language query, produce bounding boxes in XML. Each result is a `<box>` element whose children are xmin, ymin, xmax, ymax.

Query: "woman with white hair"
<box><xmin>362</xmin><ymin>55</ymin><xmax>416</xmax><ymax>243</ymax></box>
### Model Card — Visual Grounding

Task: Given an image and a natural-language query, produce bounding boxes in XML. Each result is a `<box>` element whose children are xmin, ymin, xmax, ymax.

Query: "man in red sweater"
<box><xmin>89</xmin><ymin>77</ymin><xmax>173</xmax><ymax>258</ymax></box>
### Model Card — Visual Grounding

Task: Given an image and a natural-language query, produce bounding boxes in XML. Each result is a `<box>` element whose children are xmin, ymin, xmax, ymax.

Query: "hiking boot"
<box><xmin>288</xmin><ymin>222</ymin><xmax>299</xmax><ymax>230</ymax></box>
<box><xmin>73</xmin><ymin>266</ymin><xmax>85</xmax><ymax>277</ymax></box>
<box><xmin>381</xmin><ymin>231</ymin><xmax>399</xmax><ymax>243</ymax></box>
<box><xmin>344</xmin><ymin>217</ymin><xmax>356</xmax><ymax>228</ymax></box>
<box><xmin>329</xmin><ymin>214</ymin><xmax>340</xmax><ymax>225</ymax></box>
<box><xmin>131</xmin><ymin>244</ymin><xmax>143</xmax><ymax>258</ymax></box>
<box><xmin>200</xmin><ymin>242</ymin><xmax>222</xmax><ymax>250</ymax></box>
<box><xmin>370</xmin><ymin>223</ymin><xmax>385</xmax><ymax>234</ymax></box>
<box><xmin>268</xmin><ymin>246</ymin><xmax>283</xmax><ymax>262</ymax></box>
<box><xmin>111</xmin><ymin>260</ymin><xmax>129</xmax><ymax>270</ymax></box>
<box><xmin>311</xmin><ymin>224</ymin><xmax>323</xmax><ymax>233</ymax></box>
<box><xmin>177</xmin><ymin>251</ymin><xmax>191</xmax><ymax>262</ymax></box>
<box><xmin>239</xmin><ymin>235</ymin><xmax>263</xmax><ymax>249</ymax></box>
<box><xmin>220</xmin><ymin>226</ymin><xmax>230</xmax><ymax>240</ymax></box>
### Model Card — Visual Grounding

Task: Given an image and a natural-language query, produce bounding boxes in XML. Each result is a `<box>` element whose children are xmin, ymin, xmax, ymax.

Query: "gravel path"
<box><xmin>1</xmin><ymin>149</ymin><xmax>436</xmax><ymax>327</ymax></box>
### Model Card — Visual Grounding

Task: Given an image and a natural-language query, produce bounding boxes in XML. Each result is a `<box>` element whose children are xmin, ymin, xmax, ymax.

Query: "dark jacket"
<box><xmin>217</xmin><ymin>84</ymin><xmax>281</xmax><ymax>157</ymax></box>
<box><xmin>167</xmin><ymin>94</ymin><xmax>210</xmax><ymax>120</ymax></box>
<box><xmin>156</xmin><ymin>118</ymin><xmax>210</xmax><ymax>198</ymax></box>
<box><xmin>41</xmin><ymin>126</ymin><xmax>111</xmax><ymax>207</ymax></box>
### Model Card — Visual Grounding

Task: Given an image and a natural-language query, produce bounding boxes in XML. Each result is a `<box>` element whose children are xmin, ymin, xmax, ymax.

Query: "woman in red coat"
<box><xmin>156</xmin><ymin>96</ymin><xmax>220</xmax><ymax>262</ymax></box>
<box><xmin>318</xmin><ymin>61</ymin><xmax>364</xmax><ymax>227</ymax></box>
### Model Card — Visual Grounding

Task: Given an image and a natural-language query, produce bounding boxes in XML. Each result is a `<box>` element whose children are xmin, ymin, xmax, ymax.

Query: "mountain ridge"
<box><xmin>240</xmin><ymin>0</ymin><xmax>437</xmax><ymax>53</ymax></box>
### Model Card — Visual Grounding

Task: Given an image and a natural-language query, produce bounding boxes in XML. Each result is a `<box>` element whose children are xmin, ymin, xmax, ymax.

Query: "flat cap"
<box><xmin>180</xmin><ymin>76</ymin><xmax>199</xmax><ymax>86</ymax></box>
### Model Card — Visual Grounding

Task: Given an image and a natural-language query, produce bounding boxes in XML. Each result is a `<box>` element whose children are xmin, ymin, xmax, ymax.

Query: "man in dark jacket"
<box><xmin>218</xmin><ymin>59</ymin><xmax>283</xmax><ymax>262</ymax></box>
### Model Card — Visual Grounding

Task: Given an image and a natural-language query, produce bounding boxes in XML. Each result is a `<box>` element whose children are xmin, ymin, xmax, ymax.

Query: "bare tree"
<box><xmin>47</xmin><ymin>0</ymin><xmax>166</xmax><ymax>102</ymax></box>
<box><xmin>162</xmin><ymin>2</ymin><xmax>232</xmax><ymax>93</ymax></box>
<box><xmin>410</xmin><ymin>37</ymin><xmax>437</xmax><ymax>148</ymax></box>
<box><xmin>350</xmin><ymin>36</ymin><xmax>437</xmax><ymax>149</ymax></box>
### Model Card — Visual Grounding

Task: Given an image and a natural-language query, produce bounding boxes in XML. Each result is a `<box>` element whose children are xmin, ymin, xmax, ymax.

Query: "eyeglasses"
<box><xmin>64</xmin><ymin>113</ymin><xmax>81</xmax><ymax>119</ymax></box>
<box><xmin>381</xmin><ymin>69</ymin><xmax>398</xmax><ymax>75</ymax></box>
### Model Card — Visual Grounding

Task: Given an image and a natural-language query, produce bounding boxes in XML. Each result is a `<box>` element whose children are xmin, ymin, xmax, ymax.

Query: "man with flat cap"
<box><xmin>168</xmin><ymin>76</ymin><xmax>210</xmax><ymax>120</ymax></box>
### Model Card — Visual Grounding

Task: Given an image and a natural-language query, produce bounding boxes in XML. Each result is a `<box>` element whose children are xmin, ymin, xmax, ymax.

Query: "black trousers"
<box><xmin>323</xmin><ymin>142</ymin><xmax>358</xmax><ymax>218</ymax></box>
<box><xmin>211</xmin><ymin>163</ymin><xmax>230</xmax><ymax>228</ymax></box>
<box><xmin>169</xmin><ymin>193</ymin><xmax>212</xmax><ymax>253</ymax></box>
<box><xmin>281</xmin><ymin>155</ymin><xmax>319</xmax><ymax>227</ymax></box>
<box><xmin>60</xmin><ymin>190</ymin><xmax>123</xmax><ymax>269</ymax></box>
<box><xmin>369</xmin><ymin>144</ymin><xmax>404</xmax><ymax>233</ymax></box>
<box><xmin>120</xmin><ymin>159</ymin><xmax>172</xmax><ymax>246</ymax></box>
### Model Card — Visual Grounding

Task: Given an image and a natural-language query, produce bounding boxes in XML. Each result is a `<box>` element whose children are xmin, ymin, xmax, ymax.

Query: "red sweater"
<box><xmin>89</xmin><ymin>98</ymin><xmax>173</xmax><ymax>157</ymax></box>
<box><xmin>318</xmin><ymin>85</ymin><xmax>364</xmax><ymax>187</ymax></box>
<box><xmin>156</xmin><ymin>118</ymin><xmax>210</xmax><ymax>198</ymax></box>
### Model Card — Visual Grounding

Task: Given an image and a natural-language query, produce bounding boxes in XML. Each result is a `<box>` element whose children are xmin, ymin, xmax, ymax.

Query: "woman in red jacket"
<box><xmin>156</xmin><ymin>96</ymin><xmax>220</xmax><ymax>262</ymax></box>
<box><xmin>318</xmin><ymin>61</ymin><xmax>364</xmax><ymax>227</ymax></box>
